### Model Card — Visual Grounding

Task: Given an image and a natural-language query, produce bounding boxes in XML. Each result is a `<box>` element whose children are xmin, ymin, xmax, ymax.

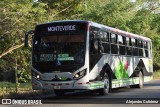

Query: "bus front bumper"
<box><xmin>32</xmin><ymin>78</ymin><xmax>104</xmax><ymax>90</ymax></box>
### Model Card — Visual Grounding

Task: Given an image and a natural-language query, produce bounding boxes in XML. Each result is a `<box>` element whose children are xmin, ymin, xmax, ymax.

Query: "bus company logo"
<box><xmin>2</xmin><ymin>99</ymin><xmax>11</xmax><ymax>104</ymax></box>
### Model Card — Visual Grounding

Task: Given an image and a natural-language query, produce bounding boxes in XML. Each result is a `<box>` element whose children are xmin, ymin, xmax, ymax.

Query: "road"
<box><xmin>1</xmin><ymin>79</ymin><xmax>160</xmax><ymax>107</ymax></box>
<box><xmin>39</xmin><ymin>79</ymin><xmax>160</xmax><ymax>103</ymax></box>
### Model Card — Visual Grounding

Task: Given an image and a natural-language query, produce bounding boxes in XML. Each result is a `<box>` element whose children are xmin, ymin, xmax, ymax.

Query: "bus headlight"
<box><xmin>36</xmin><ymin>75</ymin><xmax>40</xmax><ymax>79</ymax></box>
<box><xmin>73</xmin><ymin>69</ymin><xmax>87</xmax><ymax>80</ymax></box>
<box><xmin>32</xmin><ymin>72</ymin><xmax>41</xmax><ymax>80</ymax></box>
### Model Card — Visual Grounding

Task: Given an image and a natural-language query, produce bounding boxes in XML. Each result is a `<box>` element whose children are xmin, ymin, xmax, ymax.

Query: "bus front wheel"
<box><xmin>98</xmin><ymin>72</ymin><xmax>110</xmax><ymax>95</ymax></box>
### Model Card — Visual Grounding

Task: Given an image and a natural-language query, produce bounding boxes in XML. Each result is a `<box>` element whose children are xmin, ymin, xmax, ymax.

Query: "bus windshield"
<box><xmin>33</xmin><ymin>33</ymin><xmax>85</xmax><ymax>66</ymax></box>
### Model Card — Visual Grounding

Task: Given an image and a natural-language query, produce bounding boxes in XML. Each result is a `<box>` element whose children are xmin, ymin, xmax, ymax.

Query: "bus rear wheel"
<box><xmin>98</xmin><ymin>72</ymin><xmax>110</xmax><ymax>95</ymax></box>
<box><xmin>54</xmin><ymin>90</ymin><xmax>66</xmax><ymax>96</ymax></box>
<box><xmin>130</xmin><ymin>71</ymin><xmax>144</xmax><ymax>88</ymax></box>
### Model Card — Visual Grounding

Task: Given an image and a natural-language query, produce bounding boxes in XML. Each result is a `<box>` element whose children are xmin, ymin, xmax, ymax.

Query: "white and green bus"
<box><xmin>25</xmin><ymin>20</ymin><xmax>153</xmax><ymax>96</ymax></box>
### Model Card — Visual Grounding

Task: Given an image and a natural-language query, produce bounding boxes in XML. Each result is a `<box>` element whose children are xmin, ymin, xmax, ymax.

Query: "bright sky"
<box><xmin>130</xmin><ymin>0</ymin><xmax>136</xmax><ymax>2</ymax></box>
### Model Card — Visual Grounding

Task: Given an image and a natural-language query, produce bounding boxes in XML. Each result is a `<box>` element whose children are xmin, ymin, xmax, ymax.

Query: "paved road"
<box><xmin>30</xmin><ymin>79</ymin><xmax>160</xmax><ymax>105</ymax></box>
<box><xmin>44</xmin><ymin>80</ymin><xmax>160</xmax><ymax>100</ymax></box>
<box><xmin>1</xmin><ymin>79</ymin><xmax>160</xmax><ymax>107</ymax></box>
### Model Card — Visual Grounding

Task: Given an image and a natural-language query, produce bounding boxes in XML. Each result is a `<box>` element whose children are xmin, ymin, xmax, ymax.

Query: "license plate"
<box><xmin>54</xmin><ymin>86</ymin><xmax>60</xmax><ymax>89</ymax></box>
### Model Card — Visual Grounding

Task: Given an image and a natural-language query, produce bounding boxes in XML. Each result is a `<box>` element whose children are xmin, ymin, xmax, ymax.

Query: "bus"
<box><xmin>24</xmin><ymin>20</ymin><xmax>153</xmax><ymax>96</ymax></box>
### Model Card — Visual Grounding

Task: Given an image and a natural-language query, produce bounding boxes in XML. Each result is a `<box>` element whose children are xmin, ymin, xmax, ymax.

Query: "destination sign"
<box><xmin>48</xmin><ymin>25</ymin><xmax>76</xmax><ymax>32</ymax></box>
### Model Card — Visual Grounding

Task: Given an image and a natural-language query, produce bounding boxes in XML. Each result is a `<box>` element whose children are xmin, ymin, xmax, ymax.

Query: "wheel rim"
<box><xmin>104</xmin><ymin>73</ymin><xmax>109</xmax><ymax>92</ymax></box>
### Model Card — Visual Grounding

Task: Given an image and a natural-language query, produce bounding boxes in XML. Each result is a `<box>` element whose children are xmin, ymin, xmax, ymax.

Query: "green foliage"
<box><xmin>17</xmin><ymin>68</ymin><xmax>31</xmax><ymax>83</ymax></box>
<box><xmin>80</xmin><ymin>0</ymin><xmax>160</xmax><ymax>68</ymax></box>
<box><xmin>153</xmin><ymin>70</ymin><xmax>160</xmax><ymax>79</ymax></box>
<box><xmin>0</xmin><ymin>0</ymin><xmax>48</xmax><ymax>83</ymax></box>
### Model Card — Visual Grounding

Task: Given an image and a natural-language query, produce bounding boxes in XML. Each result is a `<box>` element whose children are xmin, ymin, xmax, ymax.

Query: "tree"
<box><xmin>80</xmin><ymin>0</ymin><xmax>160</xmax><ymax>69</ymax></box>
<box><xmin>0</xmin><ymin>0</ymin><xmax>48</xmax><ymax>82</ymax></box>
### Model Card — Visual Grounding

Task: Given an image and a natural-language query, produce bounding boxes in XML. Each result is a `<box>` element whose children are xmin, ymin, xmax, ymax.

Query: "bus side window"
<box><xmin>148</xmin><ymin>42</ymin><xmax>151</xmax><ymax>58</ymax></box>
<box><xmin>89</xmin><ymin>26</ymin><xmax>100</xmax><ymax>54</ymax></box>
<box><xmin>102</xmin><ymin>31</ymin><xmax>110</xmax><ymax>53</ymax></box>
<box><xmin>131</xmin><ymin>38</ymin><xmax>136</xmax><ymax>47</ymax></box>
<box><xmin>106</xmin><ymin>32</ymin><xmax>110</xmax><ymax>42</ymax></box>
<box><xmin>144</xmin><ymin>41</ymin><xmax>148</xmax><ymax>48</ymax></box>
<box><xmin>144</xmin><ymin>41</ymin><xmax>148</xmax><ymax>57</ymax></box>
<box><xmin>118</xmin><ymin>35</ymin><xmax>123</xmax><ymax>44</ymax></box>
<box><xmin>111</xmin><ymin>33</ymin><xmax>117</xmax><ymax>43</ymax></box>
<box><xmin>133</xmin><ymin>39</ymin><xmax>139</xmax><ymax>56</ymax></box>
<box><xmin>138</xmin><ymin>40</ymin><xmax>143</xmax><ymax>56</ymax></box>
<box><xmin>118</xmin><ymin>35</ymin><xmax>125</xmax><ymax>55</ymax></box>
<box><xmin>132</xmin><ymin>38</ymin><xmax>137</xmax><ymax>56</ymax></box>
<box><xmin>126</xmin><ymin>37</ymin><xmax>132</xmax><ymax>55</ymax></box>
<box><xmin>98</xmin><ymin>31</ymin><xmax>104</xmax><ymax>54</ymax></box>
<box><xmin>104</xmin><ymin>32</ymin><xmax>110</xmax><ymax>42</ymax></box>
<box><xmin>111</xmin><ymin>33</ymin><xmax>118</xmax><ymax>54</ymax></box>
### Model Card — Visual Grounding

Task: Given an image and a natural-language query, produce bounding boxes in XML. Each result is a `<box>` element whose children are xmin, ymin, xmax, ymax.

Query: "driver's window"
<box><xmin>89</xmin><ymin>26</ymin><xmax>100</xmax><ymax>54</ymax></box>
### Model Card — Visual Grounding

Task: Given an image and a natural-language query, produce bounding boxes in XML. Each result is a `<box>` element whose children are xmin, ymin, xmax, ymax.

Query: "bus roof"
<box><xmin>89</xmin><ymin>21</ymin><xmax>151</xmax><ymax>42</ymax></box>
<box><xmin>36</xmin><ymin>20</ymin><xmax>88</xmax><ymax>26</ymax></box>
<box><xmin>36</xmin><ymin>20</ymin><xmax>151</xmax><ymax>42</ymax></box>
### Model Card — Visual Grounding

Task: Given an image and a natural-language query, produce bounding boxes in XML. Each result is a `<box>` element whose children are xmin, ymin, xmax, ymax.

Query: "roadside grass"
<box><xmin>153</xmin><ymin>70</ymin><xmax>160</xmax><ymax>79</ymax></box>
<box><xmin>0</xmin><ymin>82</ymin><xmax>32</xmax><ymax>98</ymax></box>
<box><xmin>0</xmin><ymin>82</ymin><xmax>32</xmax><ymax>91</ymax></box>
<box><xmin>5</xmin><ymin>90</ymin><xmax>55</xmax><ymax>99</ymax></box>
<box><xmin>0</xmin><ymin>82</ymin><xmax>54</xmax><ymax>98</ymax></box>
<box><xmin>0</xmin><ymin>81</ymin><xmax>31</xmax><ymax>88</ymax></box>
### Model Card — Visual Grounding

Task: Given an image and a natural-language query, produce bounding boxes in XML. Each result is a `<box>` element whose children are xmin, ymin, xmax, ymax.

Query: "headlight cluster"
<box><xmin>73</xmin><ymin>69</ymin><xmax>87</xmax><ymax>80</ymax></box>
<box><xmin>32</xmin><ymin>72</ymin><xmax>41</xmax><ymax>80</ymax></box>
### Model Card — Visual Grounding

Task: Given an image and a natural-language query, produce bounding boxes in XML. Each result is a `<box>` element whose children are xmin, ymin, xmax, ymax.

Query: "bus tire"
<box><xmin>54</xmin><ymin>90</ymin><xmax>66</xmax><ymax>96</ymax></box>
<box><xmin>130</xmin><ymin>71</ymin><xmax>144</xmax><ymax>88</ymax></box>
<box><xmin>98</xmin><ymin>72</ymin><xmax>110</xmax><ymax>95</ymax></box>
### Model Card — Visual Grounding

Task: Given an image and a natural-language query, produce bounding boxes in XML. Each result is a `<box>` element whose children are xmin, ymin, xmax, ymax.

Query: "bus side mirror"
<box><xmin>24</xmin><ymin>30</ymin><xmax>34</xmax><ymax>47</ymax></box>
